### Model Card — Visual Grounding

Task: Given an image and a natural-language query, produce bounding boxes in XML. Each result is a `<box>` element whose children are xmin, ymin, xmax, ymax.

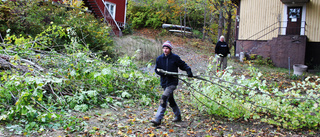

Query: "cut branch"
<box><xmin>0</xmin><ymin>54</ymin><xmax>44</xmax><ymax>72</ymax></box>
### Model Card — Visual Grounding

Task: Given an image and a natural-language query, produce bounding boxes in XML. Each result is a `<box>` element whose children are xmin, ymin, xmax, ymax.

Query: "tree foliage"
<box><xmin>127</xmin><ymin>0</ymin><xmax>237</xmax><ymax>43</ymax></box>
<box><xmin>127</xmin><ymin>0</ymin><xmax>170</xmax><ymax>29</ymax></box>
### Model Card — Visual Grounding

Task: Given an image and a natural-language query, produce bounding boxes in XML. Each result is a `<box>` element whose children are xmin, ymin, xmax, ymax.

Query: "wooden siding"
<box><xmin>306</xmin><ymin>0</ymin><xmax>320</xmax><ymax>42</ymax></box>
<box><xmin>238</xmin><ymin>0</ymin><xmax>283</xmax><ymax>40</ymax></box>
<box><xmin>106</xmin><ymin>0</ymin><xmax>126</xmax><ymax>23</ymax></box>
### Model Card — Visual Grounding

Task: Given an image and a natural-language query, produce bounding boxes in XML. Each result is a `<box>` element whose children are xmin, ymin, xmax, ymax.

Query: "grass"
<box><xmin>113</xmin><ymin>35</ymin><xmax>162</xmax><ymax>65</ymax></box>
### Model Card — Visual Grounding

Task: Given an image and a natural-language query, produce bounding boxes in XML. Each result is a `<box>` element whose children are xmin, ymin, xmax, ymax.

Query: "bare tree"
<box><xmin>202</xmin><ymin>0</ymin><xmax>208</xmax><ymax>40</ymax></box>
<box><xmin>209</xmin><ymin>0</ymin><xmax>236</xmax><ymax>44</ymax></box>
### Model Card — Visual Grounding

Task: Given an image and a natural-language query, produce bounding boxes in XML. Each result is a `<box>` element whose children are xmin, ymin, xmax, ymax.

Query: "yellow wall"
<box><xmin>306</xmin><ymin>0</ymin><xmax>320</xmax><ymax>42</ymax></box>
<box><xmin>238</xmin><ymin>0</ymin><xmax>320</xmax><ymax>42</ymax></box>
<box><xmin>238</xmin><ymin>0</ymin><xmax>283</xmax><ymax>40</ymax></box>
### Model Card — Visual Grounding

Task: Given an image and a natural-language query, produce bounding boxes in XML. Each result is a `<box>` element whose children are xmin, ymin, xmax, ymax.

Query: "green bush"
<box><xmin>127</xmin><ymin>2</ymin><xmax>168</xmax><ymax>29</ymax></box>
<box><xmin>122</xmin><ymin>23</ymin><xmax>134</xmax><ymax>35</ymax></box>
<box><xmin>0</xmin><ymin>0</ymin><xmax>114</xmax><ymax>58</ymax></box>
<box><xmin>192</xmin><ymin>29</ymin><xmax>203</xmax><ymax>39</ymax></box>
<box><xmin>251</xmin><ymin>55</ymin><xmax>274</xmax><ymax>67</ymax></box>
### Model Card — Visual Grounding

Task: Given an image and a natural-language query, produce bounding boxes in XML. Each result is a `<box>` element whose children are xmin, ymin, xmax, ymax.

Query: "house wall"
<box><xmin>238</xmin><ymin>0</ymin><xmax>283</xmax><ymax>40</ymax></box>
<box><xmin>238</xmin><ymin>0</ymin><xmax>320</xmax><ymax>42</ymax></box>
<box><xmin>270</xmin><ymin>35</ymin><xmax>307</xmax><ymax>68</ymax></box>
<box><xmin>306</xmin><ymin>0</ymin><xmax>320</xmax><ymax>42</ymax></box>
<box><xmin>236</xmin><ymin>0</ymin><xmax>319</xmax><ymax>69</ymax></box>
<box><xmin>106</xmin><ymin>0</ymin><xmax>126</xmax><ymax>23</ymax></box>
<box><xmin>236</xmin><ymin>35</ymin><xmax>307</xmax><ymax>68</ymax></box>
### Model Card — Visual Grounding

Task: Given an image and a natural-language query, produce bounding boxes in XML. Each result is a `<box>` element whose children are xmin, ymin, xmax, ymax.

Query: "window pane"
<box><xmin>111</xmin><ymin>5</ymin><xmax>115</xmax><ymax>17</ymax></box>
<box><xmin>110</xmin><ymin>5</ymin><xmax>114</xmax><ymax>11</ymax></box>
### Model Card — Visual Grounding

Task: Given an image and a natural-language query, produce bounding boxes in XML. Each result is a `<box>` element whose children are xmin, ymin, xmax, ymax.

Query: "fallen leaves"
<box><xmin>83</xmin><ymin>116</ymin><xmax>90</xmax><ymax>120</ymax></box>
<box><xmin>128</xmin><ymin>118</ymin><xmax>136</xmax><ymax>122</ymax></box>
<box><xmin>169</xmin><ymin>129</ymin><xmax>174</xmax><ymax>133</ymax></box>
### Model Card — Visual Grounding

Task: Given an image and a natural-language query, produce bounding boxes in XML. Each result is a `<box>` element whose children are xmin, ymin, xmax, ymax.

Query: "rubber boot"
<box><xmin>151</xmin><ymin>119</ymin><xmax>161</xmax><ymax>126</ymax></box>
<box><xmin>172</xmin><ymin>115</ymin><xmax>182</xmax><ymax>122</ymax></box>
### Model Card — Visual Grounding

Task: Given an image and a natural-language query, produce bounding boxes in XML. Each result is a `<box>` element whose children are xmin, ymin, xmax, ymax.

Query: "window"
<box><xmin>289</xmin><ymin>8</ymin><xmax>301</xmax><ymax>19</ymax></box>
<box><xmin>104</xmin><ymin>1</ymin><xmax>116</xmax><ymax>19</ymax></box>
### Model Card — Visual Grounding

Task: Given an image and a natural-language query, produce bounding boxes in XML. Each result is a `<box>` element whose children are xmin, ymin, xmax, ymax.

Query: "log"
<box><xmin>168</xmin><ymin>30</ymin><xmax>192</xmax><ymax>34</ymax></box>
<box><xmin>162</xmin><ymin>24</ymin><xmax>192</xmax><ymax>31</ymax></box>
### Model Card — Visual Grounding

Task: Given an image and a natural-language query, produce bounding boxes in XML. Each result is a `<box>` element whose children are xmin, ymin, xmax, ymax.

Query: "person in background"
<box><xmin>151</xmin><ymin>40</ymin><xmax>193</xmax><ymax>126</ymax></box>
<box><xmin>215</xmin><ymin>35</ymin><xmax>230</xmax><ymax>72</ymax></box>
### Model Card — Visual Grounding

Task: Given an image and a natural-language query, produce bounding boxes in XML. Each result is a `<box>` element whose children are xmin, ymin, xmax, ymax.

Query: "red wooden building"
<box><xmin>53</xmin><ymin>0</ymin><xmax>127</xmax><ymax>36</ymax></box>
<box><xmin>83</xmin><ymin>0</ymin><xmax>127</xmax><ymax>36</ymax></box>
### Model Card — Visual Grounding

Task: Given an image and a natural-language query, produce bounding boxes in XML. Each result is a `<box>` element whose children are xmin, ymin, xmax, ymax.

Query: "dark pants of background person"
<box><xmin>217</xmin><ymin>56</ymin><xmax>228</xmax><ymax>70</ymax></box>
<box><xmin>155</xmin><ymin>85</ymin><xmax>180</xmax><ymax>121</ymax></box>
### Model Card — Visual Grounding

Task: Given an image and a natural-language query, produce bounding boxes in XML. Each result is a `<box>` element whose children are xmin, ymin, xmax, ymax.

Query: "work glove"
<box><xmin>187</xmin><ymin>69</ymin><xmax>193</xmax><ymax>77</ymax></box>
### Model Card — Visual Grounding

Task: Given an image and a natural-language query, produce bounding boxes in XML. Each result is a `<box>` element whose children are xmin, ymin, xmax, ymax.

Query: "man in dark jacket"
<box><xmin>215</xmin><ymin>35</ymin><xmax>230</xmax><ymax>71</ymax></box>
<box><xmin>151</xmin><ymin>40</ymin><xmax>193</xmax><ymax>126</ymax></box>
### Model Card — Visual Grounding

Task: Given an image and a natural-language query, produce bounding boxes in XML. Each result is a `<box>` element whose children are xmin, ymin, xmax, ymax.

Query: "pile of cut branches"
<box><xmin>0</xmin><ymin>26</ymin><xmax>159</xmax><ymax>136</ymax></box>
<box><xmin>158</xmin><ymin>59</ymin><xmax>320</xmax><ymax>130</ymax></box>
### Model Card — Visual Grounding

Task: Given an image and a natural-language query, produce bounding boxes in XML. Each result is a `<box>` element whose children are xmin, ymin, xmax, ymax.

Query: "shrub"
<box><xmin>127</xmin><ymin>1</ymin><xmax>169</xmax><ymax>29</ymax></box>
<box><xmin>0</xmin><ymin>0</ymin><xmax>114</xmax><ymax>59</ymax></box>
<box><xmin>192</xmin><ymin>29</ymin><xmax>203</xmax><ymax>39</ymax></box>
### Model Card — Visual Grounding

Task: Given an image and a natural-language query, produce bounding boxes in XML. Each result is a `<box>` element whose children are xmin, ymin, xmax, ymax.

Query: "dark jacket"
<box><xmin>215</xmin><ymin>41</ymin><xmax>230</xmax><ymax>57</ymax></box>
<box><xmin>155</xmin><ymin>53</ymin><xmax>191</xmax><ymax>88</ymax></box>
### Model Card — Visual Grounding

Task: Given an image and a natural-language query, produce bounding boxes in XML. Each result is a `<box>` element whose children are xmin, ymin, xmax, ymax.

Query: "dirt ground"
<box><xmin>2</xmin><ymin>30</ymin><xmax>320</xmax><ymax>137</ymax></box>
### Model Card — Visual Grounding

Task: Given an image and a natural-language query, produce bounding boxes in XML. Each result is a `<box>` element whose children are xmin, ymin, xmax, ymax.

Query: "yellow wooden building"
<box><xmin>232</xmin><ymin>0</ymin><xmax>320</xmax><ymax>69</ymax></box>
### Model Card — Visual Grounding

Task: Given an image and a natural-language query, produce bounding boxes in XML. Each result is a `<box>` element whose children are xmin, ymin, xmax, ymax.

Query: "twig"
<box><xmin>9</xmin><ymin>91</ymin><xmax>17</xmax><ymax>103</ymax></box>
<box><xmin>49</xmin><ymin>84</ymin><xmax>63</xmax><ymax>104</ymax></box>
<box><xmin>0</xmin><ymin>33</ymin><xmax>4</xmax><ymax>43</ymax></box>
<box><xmin>179</xmin><ymin>78</ymin><xmax>232</xmax><ymax>112</ymax></box>
<box><xmin>108</xmin><ymin>104</ymin><xmax>118</xmax><ymax>111</ymax></box>
<box><xmin>31</xmin><ymin>98</ymin><xmax>51</xmax><ymax>113</ymax></box>
<box><xmin>20</xmin><ymin>58</ymin><xmax>44</xmax><ymax>71</ymax></box>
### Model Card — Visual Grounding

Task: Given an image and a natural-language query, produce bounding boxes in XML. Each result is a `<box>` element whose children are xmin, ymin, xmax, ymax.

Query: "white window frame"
<box><xmin>104</xmin><ymin>1</ymin><xmax>116</xmax><ymax>19</ymax></box>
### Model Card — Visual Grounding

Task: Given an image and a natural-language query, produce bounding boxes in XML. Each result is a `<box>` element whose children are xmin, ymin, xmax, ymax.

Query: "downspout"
<box><xmin>124</xmin><ymin>0</ymin><xmax>128</xmax><ymax>29</ymax></box>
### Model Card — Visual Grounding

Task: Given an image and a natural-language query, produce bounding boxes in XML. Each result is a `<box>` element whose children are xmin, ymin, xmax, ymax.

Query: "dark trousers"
<box><xmin>155</xmin><ymin>85</ymin><xmax>181</xmax><ymax>120</ymax></box>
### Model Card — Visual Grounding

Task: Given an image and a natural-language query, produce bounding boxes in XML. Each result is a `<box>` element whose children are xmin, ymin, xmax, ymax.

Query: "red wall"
<box><xmin>104</xmin><ymin>0</ymin><xmax>126</xmax><ymax>23</ymax></box>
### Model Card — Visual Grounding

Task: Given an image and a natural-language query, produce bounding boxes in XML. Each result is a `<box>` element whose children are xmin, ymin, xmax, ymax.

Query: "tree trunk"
<box><xmin>225</xmin><ymin>8</ymin><xmax>233</xmax><ymax>46</ymax></box>
<box><xmin>202</xmin><ymin>0</ymin><xmax>207</xmax><ymax>40</ymax></box>
<box><xmin>217</xmin><ymin>0</ymin><xmax>224</xmax><ymax>40</ymax></box>
<box><xmin>183</xmin><ymin>0</ymin><xmax>187</xmax><ymax>37</ymax></box>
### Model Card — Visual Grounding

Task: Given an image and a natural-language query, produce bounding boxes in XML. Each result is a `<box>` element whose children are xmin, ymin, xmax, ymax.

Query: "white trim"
<box><xmin>281</xmin><ymin>4</ymin><xmax>288</xmax><ymax>35</ymax></box>
<box><xmin>281</xmin><ymin>3</ymin><xmax>307</xmax><ymax>35</ymax></box>
<box><xmin>104</xmin><ymin>1</ymin><xmax>116</xmax><ymax>19</ymax></box>
<box><xmin>124</xmin><ymin>0</ymin><xmax>127</xmax><ymax>28</ymax></box>
<box><xmin>301</xmin><ymin>4</ymin><xmax>306</xmax><ymax>35</ymax></box>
